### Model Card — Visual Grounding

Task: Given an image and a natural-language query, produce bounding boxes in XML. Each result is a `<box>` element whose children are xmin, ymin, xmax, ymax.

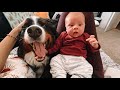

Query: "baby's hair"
<box><xmin>65</xmin><ymin>12</ymin><xmax>85</xmax><ymax>21</ymax></box>
<box><xmin>65</xmin><ymin>12</ymin><xmax>85</xmax><ymax>27</ymax></box>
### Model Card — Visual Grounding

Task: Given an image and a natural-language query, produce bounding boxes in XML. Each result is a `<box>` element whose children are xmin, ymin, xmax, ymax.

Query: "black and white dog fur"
<box><xmin>17</xmin><ymin>16</ymin><xmax>58</xmax><ymax>78</ymax></box>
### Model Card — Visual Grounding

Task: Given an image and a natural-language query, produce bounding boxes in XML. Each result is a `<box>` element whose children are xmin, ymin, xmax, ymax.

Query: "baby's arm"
<box><xmin>86</xmin><ymin>35</ymin><xmax>99</xmax><ymax>49</ymax></box>
<box><xmin>47</xmin><ymin>32</ymin><xmax>64</xmax><ymax>55</ymax></box>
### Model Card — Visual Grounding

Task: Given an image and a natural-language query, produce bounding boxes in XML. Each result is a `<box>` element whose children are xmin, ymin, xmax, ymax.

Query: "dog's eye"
<box><xmin>26</xmin><ymin>18</ymin><xmax>33</xmax><ymax>23</ymax></box>
<box><xmin>37</xmin><ymin>18</ymin><xmax>48</xmax><ymax>26</ymax></box>
<box><xmin>23</xmin><ymin>18</ymin><xmax>33</xmax><ymax>27</ymax></box>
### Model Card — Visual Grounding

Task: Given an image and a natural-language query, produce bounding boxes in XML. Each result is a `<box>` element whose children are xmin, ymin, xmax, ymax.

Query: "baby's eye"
<box><xmin>69</xmin><ymin>24</ymin><xmax>73</xmax><ymax>27</ymax></box>
<box><xmin>79</xmin><ymin>24</ymin><xmax>82</xmax><ymax>26</ymax></box>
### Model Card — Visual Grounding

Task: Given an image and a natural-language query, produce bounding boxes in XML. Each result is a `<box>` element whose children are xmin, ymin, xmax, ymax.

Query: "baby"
<box><xmin>47</xmin><ymin>12</ymin><xmax>100</xmax><ymax>78</ymax></box>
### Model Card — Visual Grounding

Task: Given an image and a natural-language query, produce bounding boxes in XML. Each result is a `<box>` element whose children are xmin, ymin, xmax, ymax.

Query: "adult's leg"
<box><xmin>0</xmin><ymin>12</ymin><xmax>12</xmax><ymax>42</ymax></box>
<box><xmin>0</xmin><ymin>12</ymin><xmax>20</xmax><ymax>48</ymax></box>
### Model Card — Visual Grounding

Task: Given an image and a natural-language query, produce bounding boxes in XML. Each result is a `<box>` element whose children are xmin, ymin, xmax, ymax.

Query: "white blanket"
<box><xmin>1</xmin><ymin>47</ymin><xmax>120</xmax><ymax>78</ymax></box>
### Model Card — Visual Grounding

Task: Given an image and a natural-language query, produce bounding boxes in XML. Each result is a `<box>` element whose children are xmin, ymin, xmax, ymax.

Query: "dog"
<box><xmin>17</xmin><ymin>16</ymin><xmax>58</xmax><ymax>78</ymax></box>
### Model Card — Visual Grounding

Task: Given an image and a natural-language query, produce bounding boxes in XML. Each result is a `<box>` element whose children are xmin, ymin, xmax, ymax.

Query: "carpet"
<box><xmin>100</xmin><ymin>49</ymin><xmax>120</xmax><ymax>78</ymax></box>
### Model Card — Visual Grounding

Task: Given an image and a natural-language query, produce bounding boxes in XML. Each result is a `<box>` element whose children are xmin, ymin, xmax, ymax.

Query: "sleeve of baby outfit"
<box><xmin>48</xmin><ymin>31</ymin><xmax>65</xmax><ymax>55</ymax></box>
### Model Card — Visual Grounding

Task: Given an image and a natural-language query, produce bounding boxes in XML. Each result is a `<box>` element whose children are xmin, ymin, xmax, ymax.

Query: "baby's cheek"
<box><xmin>66</xmin><ymin>28</ymin><xmax>72</xmax><ymax>33</ymax></box>
<box><xmin>79</xmin><ymin>31</ymin><xmax>84</xmax><ymax>35</ymax></box>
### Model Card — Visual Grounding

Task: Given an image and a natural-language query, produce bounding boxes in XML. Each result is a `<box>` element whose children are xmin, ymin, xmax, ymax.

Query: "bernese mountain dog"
<box><xmin>17</xmin><ymin>16</ymin><xmax>58</xmax><ymax>78</ymax></box>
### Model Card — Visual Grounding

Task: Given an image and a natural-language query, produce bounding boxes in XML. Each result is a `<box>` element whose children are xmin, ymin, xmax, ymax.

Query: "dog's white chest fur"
<box><xmin>24</xmin><ymin>51</ymin><xmax>49</xmax><ymax>77</ymax></box>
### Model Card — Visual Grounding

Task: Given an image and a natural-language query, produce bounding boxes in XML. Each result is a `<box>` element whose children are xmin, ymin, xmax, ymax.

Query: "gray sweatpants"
<box><xmin>50</xmin><ymin>54</ymin><xmax>93</xmax><ymax>78</ymax></box>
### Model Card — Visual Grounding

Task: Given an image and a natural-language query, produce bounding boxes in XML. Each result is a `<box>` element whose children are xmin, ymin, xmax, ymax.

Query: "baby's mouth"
<box><xmin>73</xmin><ymin>32</ymin><xmax>78</xmax><ymax>35</ymax></box>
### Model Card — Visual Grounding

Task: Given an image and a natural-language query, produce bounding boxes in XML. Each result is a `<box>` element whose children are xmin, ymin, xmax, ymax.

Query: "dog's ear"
<box><xmin>47</xmin><ymin>19</ymin><xmax>58</xmax><ymax>30</ymax></box>
<box><xmin>38</xmin><ymin>18</ymin><xmax>58</xmax><ymax>35</ymax></box>
<box><xmin>45</xmin><ymin>19</ymin><xmax>59</xmax><ymax>38</ymax></box>
<box><xmin>38</xmin><ymin>18</ymin><xmax>58</xmax><ymax>30</ymax></box>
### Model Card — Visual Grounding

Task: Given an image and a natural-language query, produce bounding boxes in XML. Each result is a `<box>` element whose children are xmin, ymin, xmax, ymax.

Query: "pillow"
<box><xmin>34</xmin><ymin>12</ymin><xmax>50</xmax><ymax>19</ymax></box>
<box><xmin>3</xmin><ymin>12</ymin><xmax>34</xmax><ymax>29</ymax></box>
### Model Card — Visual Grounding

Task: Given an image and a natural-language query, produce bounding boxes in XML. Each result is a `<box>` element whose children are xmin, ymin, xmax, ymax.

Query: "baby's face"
<box><xmin>65</xmin><ymin>12</ymin><xmax>85</xmax><ymax>38</ymax></box>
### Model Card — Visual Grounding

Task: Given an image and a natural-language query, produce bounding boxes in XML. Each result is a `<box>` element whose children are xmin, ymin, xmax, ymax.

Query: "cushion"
<box><xmin>3</xmin><ymin>12</ymin><xmax>34</xmax><ymax>29</ymax></box>
<box><xmin>34</xmin><ymin>12</ymin><xmax>50</xmax><ymax>19</ymax></box>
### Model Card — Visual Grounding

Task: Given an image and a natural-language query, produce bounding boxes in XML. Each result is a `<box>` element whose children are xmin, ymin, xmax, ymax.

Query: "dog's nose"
<box><xmin>27</xmin><ymin>27</ymin><xmax>42</xmax><ymax>39</ymax></box>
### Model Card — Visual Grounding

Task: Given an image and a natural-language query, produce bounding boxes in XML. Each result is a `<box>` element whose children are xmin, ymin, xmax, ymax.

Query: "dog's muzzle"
<box><xmin>24</xmin><ymin>25</ymin><xmax>47</xmax><ymax>62</ymax></box>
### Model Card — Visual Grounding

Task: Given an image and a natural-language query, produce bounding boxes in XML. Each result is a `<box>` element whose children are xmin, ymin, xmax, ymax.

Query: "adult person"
<box><xmin>0</xmin><ymin>20</ymin><xmax>25</xmax><ymax>72</ymax></box>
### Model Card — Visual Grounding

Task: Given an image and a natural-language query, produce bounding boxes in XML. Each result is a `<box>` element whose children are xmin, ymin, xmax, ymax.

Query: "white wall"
<box><xmin>99</xmin><ymin>12</ymin><xmax>113</xmax><ymax>31</ymax></box>
<box><xmin>105</xmin><ymin>12</ymin><xmax>120</xmax><ymax>31</ymax></box>
<box><xmin>99</xmin><ymin>12</ymin><xmax>120</xmax><ymax>32</ymax></box>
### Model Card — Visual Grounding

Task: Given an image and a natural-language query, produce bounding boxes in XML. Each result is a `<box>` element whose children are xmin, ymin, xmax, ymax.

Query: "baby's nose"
<box><xmin>73</xmin><ymin>26</ymin><xmax>78</xmax><ymax>29</ymax></box>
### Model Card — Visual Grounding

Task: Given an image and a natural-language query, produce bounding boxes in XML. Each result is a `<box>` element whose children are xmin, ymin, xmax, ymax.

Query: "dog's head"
<box><xmin>17</xmin><ymin>16</ymin><xmax>58</xmax><ymax>63</ymax></box>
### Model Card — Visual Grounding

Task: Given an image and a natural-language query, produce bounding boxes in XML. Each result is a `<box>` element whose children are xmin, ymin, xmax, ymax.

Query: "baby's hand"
<box><xmin>86</xmin><ymin>35</ymin><xmax>99</xmax><ymax>49</ymax></box>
